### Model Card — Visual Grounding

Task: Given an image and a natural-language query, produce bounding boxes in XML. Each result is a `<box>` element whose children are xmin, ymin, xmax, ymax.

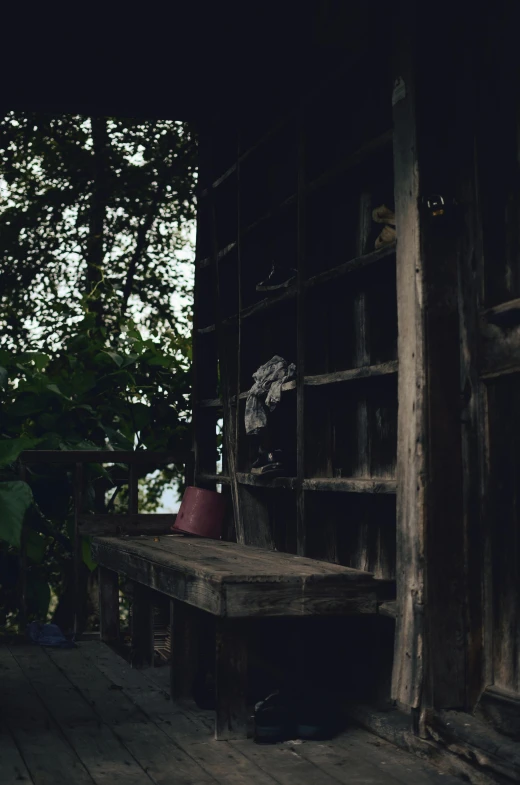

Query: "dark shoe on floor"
<box><xmin>256</xmin><ymin>264</ymin><xmax>296</xmax><ymax>292</ymax></box>
<box><xmin>253</xmin><ymin>691</ymin><xmax>295</xmax><ymax>743</ymax></box>
<box><xmin>251</xmin><ymin>449</ymin><xmax>283</xmax><ymax>475</ymax></box>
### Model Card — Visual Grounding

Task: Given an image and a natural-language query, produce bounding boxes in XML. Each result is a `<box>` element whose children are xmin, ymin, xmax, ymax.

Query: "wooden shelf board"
<box><xmin>240</xmin><ymin>286</ymin><xmax>297</xmax><ymax>321</ymax></box>
<box><xmin>196</xmin><ymin>473</ymin><xmax>231</xmax><ymax>485</ymax></box>
<box><xmin>303</xmin><ymin>477</ymin><xmax>397</xmax><ymax>494</ymax></box>
<box><xmin>305</xmin><ymin>361</ymin><xmax>398</xmax><ymax>387</ymax></box>
<box><xmin>481</xmin><ymin>296</ymin><xmax>520</xmax><ymax>326</ymax></box>
<box><xmin>196</xmin><ymin>323</ymin><xmax>216</xmax><ymax>335</ymax></box>
<box><xmin>306</xmin><ymin>129</ymin><xmax>393</xmax><ymax>196</ymax></box>
<box><xmin>197</xmin><ymin>398</ymin><xmax>223</xmax><ymax>409</ymax></box>
<box><xmin>236</xmin><ymin>473</ymin><xmax>297</xmax><ymax>490</ymax></box>
<box><xmin>379</xmin><ymin>600</ymin><xmax>398</xmax><ymax>619</ymax></box>
<box><xmin>305</xmin><ymin>244</ymin><xmax>396</xmax><ymax>290</ymax></box>
<box><xmin>197</xmin><ymin>241</ymin><xmax>237</xmax><ymax>269</ymax></box>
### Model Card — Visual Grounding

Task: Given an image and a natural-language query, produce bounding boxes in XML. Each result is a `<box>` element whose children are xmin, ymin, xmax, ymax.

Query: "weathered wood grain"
<box><xmin>0</xmin><ymin>721</ymin><xmax>35</xmax><ymax>785</ymax></box>
<box><xmin>304</xmin><ymin>361</ymin><xmax>398</xmax><ymax>387</ymax></box>
<box><xmin>0</xmin><ymin>646</ymin><xmax>93</xmax><ymax>785</ymax></box>
<box><xmin>91</xmin><ymin>535</ymin><xmax>378</xmax><ymax>619</ymax></box>
<box><xmin>391</xmin><ymin>0</ymin><xmax>427</xmax><ymax>710</ymax></box>
<box><xmin>170</xmin><ymin>599</ymin><xmax>201</xmax><ymax>700</ymax></box>
<box><xmin>11</xmin><ymin>645</ymin><xmax>149</xmax><ymax>785</ymax></box>
<box><xmin>303</xmin><ymin>477</ymin><xmax>397</xmax><ymax>494</ymax></box>
<box><xmin>236</xmin><ymin>472</ymin><xmax>297</xmax><ymax>490</ymax></box>
<box><xmin>98</xmin><ymin>566</ymin><xmax>120</xmax><ymax>644</ymax></box>
<box><xmin>78</xmin><ymin>513</ymin><xmax>177</xmax><ymax>535</ymax></box>
<box><xmin>215</xmin><ymin>618</ymin><xmax>248</xmax><ymax>740</ymax></box>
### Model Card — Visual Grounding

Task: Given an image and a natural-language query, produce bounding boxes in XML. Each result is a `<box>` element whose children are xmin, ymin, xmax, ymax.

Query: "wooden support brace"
<box><xmin>169</xmin><ymin>599</ymin><xmax>201</xmax><ymax>700</ymax></box>
<box><xmin>98</xmin><ymin>566</ymin><xmax>120</xmax><ymax>644</ymax></box>
<box><xmin>130</xmin><ymin>581</ymin><xmax>154</xmax><ymax>668</ymax></box>
<box><xmin>215</xmin><ymin>617</ymin><xmax>249</xmax><ymax>740</ymax></box>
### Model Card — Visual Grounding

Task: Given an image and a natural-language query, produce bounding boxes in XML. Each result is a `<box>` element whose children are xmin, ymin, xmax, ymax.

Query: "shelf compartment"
<box><xmin>307</xmin><ymin>129</ymin><xmax>393</xmax><ymax>196</ymax></box>
<box><xmin>236</xmin><ymin>473</ymin><xmax>297</xmax><ymax>490</ymax></box>
<box><xmin>305</xmin><ymin>242</ymin><xmax>395</xmax><ymax>291</ymax></box>
<box><xmin>303</xmin><ymin>478</ymin><xmax>397</xmax><ymax>494</ymax></box>
<box><xmin>304</xmin><ymin>361</ymin><xmax>398</xmax><ymax>387</ymax></box>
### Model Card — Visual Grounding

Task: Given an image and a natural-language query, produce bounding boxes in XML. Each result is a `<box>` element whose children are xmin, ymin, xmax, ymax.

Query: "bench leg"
<box><xmin>170</xmin><ymin>599</ymin><xmax>200</xmax><ymax>700</ymax></box>
<box><xmin>215</xmin><ymin>618</ymin><xmax>248</xmax><ymax>740</ymax></box>
<box><xmin>99</xmin><ymin>566</ymin><xmax>120</xmax><ymax>644</ymax></box>
<box><xmin>130</xmin><ymin>582</ymin><xmax>154</xmax><ymax>668</ymax></box>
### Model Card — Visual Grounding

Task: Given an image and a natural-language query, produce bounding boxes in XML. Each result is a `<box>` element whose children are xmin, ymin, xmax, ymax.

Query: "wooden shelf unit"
<box><xmin>193</xmin><ymin>48</ymin><xmax>397</xmax><ymax>584</ymax></box>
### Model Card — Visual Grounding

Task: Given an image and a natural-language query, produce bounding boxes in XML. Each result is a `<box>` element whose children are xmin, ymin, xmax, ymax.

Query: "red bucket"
<box><xmin>171</xmin><ymin>486</ymin><xmax>226</xmax><ymax>540</ymax></box>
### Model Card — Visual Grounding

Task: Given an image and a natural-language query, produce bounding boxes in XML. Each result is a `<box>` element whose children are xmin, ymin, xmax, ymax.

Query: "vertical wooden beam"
<box><xmin>213</xmin><ymin>129</ymin><xmax>246</xmax><ymax>545</ymax></box>
<box><xmin>215</xmin><ymin>617</ymin><xmax>248</xmax><ymax>740</ymax></box>
<box><xmin>18</xmin><ymin>461</ymin><xmax>27</xmax><ymax>633</ymax></box>
<box><xmin>73</xmin><ymin>462</ymin><xmax>83</xmax><ymax>638</ymax></box>
<box><xmin>130</xmin><ymin>581</ymin><xmax>154</xmax><ymax>668</ymax></box>
<box><xmin>296</xmin><ymin>112</ymin><xmax>307</xmax><ymax>556</ymax></box>
<box><xmin>391</xmin><ymin>0</ymin><xmax>427</xmax><ymax>711</ymax></box>
<box><xmin>169</xmin><ymin>599</ymin><xmax>200</xmax><ymax>699</ymax></box>
<box><xmin>99</xmin><ymin>566</ymin><xmax>120</xmax><ymax>644</ymax></box>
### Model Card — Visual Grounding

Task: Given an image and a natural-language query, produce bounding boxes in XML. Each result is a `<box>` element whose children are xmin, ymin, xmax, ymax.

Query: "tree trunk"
<box><xmin>87</xmin><ymin>116</ymin><xmax>109</xmax><ymax>327</ymax></box>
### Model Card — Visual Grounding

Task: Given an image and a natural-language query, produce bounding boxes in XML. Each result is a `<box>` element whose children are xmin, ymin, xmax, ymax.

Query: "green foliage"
<box><xmin>0</xmin><ymin>481</ymin><xmax>33</xmax><ymax>547</ymax></box>
<box><xmin>0</xmin><ymin>113</ymin><xmax>196</xmax><ymax>630</ymax></box>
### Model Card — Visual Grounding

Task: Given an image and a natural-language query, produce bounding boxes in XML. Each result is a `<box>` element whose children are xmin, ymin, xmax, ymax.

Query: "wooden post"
<box><xmin>99</xmin><ymin>566</ymin><xmax>120</xmax><ymax>644</ymax></box>
<box><xmin>296</xmin><ymin>117</ymin><xmax>307</xmax><ymax>557</ymax></box>
<box><xmin>215</xmin><ymin>617</ymin><xmax>248</xmax><ymax>740</ymax></box>
<box><xmin>73</xmin><ymin>462</ymin><xmax>83</xmax><ymax>638</ymax></box>
<box><xmin>130</xmin><ymin>582</ymin><xmax>154</xmax><ymax>668</ymax></box>
<box><xmin>169</xmin><ymin>599</ymin><xmax>200</xmax><ymax>699</ymax></box>
<box><xmin>391</xmin><ymin>0</ymin><xmax>427</xmax><ymax>711</ymax></box>
<box><xmin>18</xmin><ymin>461</ymin><xmax>27</xmax><ymax>633</ymax></box>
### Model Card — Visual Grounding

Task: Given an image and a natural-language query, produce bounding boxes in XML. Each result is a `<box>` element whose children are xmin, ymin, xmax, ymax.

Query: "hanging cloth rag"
<box><xmin>245</xmin><ymin>355</ymin><xmax>296</xmax><ymax>436</ymax></box>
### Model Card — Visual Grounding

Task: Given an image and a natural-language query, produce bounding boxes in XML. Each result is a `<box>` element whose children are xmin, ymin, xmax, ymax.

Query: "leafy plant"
<box><xmin>0</xmin><ymin>113</ymin><xmax>196</xmax><ymax>632</ymax></box>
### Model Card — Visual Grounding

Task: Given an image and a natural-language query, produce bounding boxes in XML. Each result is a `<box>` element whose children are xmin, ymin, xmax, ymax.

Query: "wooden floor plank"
<box><xmin>79</xmin><ymin>642</ymin><xmax>281</xmax><ymax>784</ymax></box>
<box><xmin>335</xmin><ymin>728</ymin><xmax>461</xmax><ymax>785</ymax></box>
<box><xmin>231</xmin><ymin>739</ymin><xmax>347</xmax><ymax>785</ymax></box>
<box><xmin>288</xmin><ymin>739</ymin><xmax>398</xmax><ymax>785</ymax></box>
<box><xmin>0</xmin><ymin>646</ymin><xmax>93</xmax><ymax>785</ymax></box>
<box><xmin>0</xmin><ymin>722</ymin><xmax>35</xmax><ymax>784</ymax></box>
<box><xmin>3</xmin><ymin>641</ymin><xmax>463</xmax><ymax>785</ymax></box>
<box><xmin>10</xmin><ymin>645</ymin><xmax>153</xmax><ymax>785</ymax></box>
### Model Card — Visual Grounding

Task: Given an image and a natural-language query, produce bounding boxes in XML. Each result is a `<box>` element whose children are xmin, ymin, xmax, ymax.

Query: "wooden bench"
<box><xmin>92</xmin><ymin>533</ymin><xmax>386</xmax><ymax>740</ymax></box>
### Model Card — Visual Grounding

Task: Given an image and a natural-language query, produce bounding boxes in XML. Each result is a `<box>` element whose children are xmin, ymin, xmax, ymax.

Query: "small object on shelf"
<box><xmin>251</xmin><ymin>448</ymin><xmax>284</xmax><ymax>476</ymax></box>
<box><xmin>372</xmin><ymin>203</ymin><xmax>397</xmax><ymax>250</ymax></box>
<box><xmin>375</xmin><ymin>225</ymin><xmax>397</xmax><ymax>250</ymax></box>
<box><xmin>372</xmin><ymin>203</ymin><xmax>396</xmax><ymax>226</ymax></box>
<box><xmin>256</xmin><ymin>262</ymin><xmax>296</xmax><ymax>292</ymax></box>
<box><xmin>171</xmin><ymin>486</ymin><xmax>226</xmax><ymax>539</ymax></box>
<box><xmin>245</xmin><ymin>355</ymin><xmax>296</xmax><ymax>436</ymax></box>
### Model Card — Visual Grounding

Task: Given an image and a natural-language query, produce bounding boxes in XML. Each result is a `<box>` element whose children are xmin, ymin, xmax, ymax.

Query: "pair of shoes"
<box><xmin>253</xmin><ymin>690</ymin><xmax>340</xmax><ymax>743</ymax></box>
<box><xmin>251</xmin><ymin>448</ymin><xmax>283</xmax><ymax>476</ymax></box>
<box><xmin>256</xmin><ymin>264</ymin><xmax>296</xmax><ymax>292</ymax></box>
<box><xmin>372</xmin><ymin>204</ymin><xmax>397</xmax><ymax>250</ymax></box>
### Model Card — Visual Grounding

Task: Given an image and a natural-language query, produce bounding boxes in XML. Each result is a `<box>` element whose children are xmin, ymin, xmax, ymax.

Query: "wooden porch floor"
<box><xmin>1</xmin><ymin>641</ymin><xmax>460</xmax><ymax>785</ymax></box>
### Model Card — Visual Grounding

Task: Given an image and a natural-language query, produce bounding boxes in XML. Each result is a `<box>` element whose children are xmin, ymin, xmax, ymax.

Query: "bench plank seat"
<box><xmin>91</xmin><ymin>534</ymin><xmax>378</xmax><ymax>618</ymax></box>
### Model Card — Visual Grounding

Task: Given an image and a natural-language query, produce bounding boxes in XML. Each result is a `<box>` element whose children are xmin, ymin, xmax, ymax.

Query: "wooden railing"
<box><xmin>18</xmin><ymin>449</ymin><xmax>191</xmax><ymax>637</ymax></box>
